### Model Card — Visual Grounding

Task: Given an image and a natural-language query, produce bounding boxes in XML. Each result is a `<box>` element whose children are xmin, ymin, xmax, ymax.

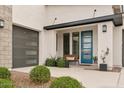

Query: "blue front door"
<box><xmin>81</xmin><ymin>31</ymin><xmax>93</xmax><ymax>64</ymax></box>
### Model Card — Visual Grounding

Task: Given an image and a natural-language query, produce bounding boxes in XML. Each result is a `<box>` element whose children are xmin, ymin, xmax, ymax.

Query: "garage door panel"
<box><xmin>13</xmin><ymin>26</ymin><xmax>39</xmax><ymax>68</ymax></box>
<box><xmin>14</xmin><ymin>47</ymin><xmax>38</xmax><ymax>51</ymax></box>
<box><xmin>14</xmin><ymin>59</ymin><xmax>38</xmax><ymax>68</ymax></box>
<box><xmin>14</xmin><ymin>55</ymin><xmax>38</xmax><ymax>59</ymax></box>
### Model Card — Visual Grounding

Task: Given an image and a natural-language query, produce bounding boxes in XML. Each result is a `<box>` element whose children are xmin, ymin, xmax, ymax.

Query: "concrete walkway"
<box><xmin>12</xmin><ymin>66</ymin><xmax>123</xmax><ymax>88</ymax></box>
<box><xmin>117</xmin><ymin>68</ymin><xmax>124</xmax><ymax>88</ymax></box>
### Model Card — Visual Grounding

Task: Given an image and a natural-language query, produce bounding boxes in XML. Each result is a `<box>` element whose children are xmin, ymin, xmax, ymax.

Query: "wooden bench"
<box><xmin>64</xmin><ymin>55</ymin><xmax>79</xmax><ymax>64</ymax></box>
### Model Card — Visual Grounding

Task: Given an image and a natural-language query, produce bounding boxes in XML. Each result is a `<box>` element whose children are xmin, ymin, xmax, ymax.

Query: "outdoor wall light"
<box><xmin>0</xmin><ymin>19</ymin><xmax>4</xmax><ymax>28</ymax></box>
<box><xmin>102</xmin><ymin>25</ymin><xmax>107</xmax><ymax>32</ymax></box>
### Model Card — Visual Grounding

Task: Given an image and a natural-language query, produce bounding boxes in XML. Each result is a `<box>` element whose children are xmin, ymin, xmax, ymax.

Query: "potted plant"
<box><xmin>93</xmin><ymin>56</ymin><xmax>98</xmax><ymax>64</ymax></box>
<box><xmin>45</xmin><ymin>57</ymin><xmax>56</xmax><ymax>67</ymax></box>
<box><xmin>56</xmin><ymin>57</ymin><xmax>69</xmax><ymax>68</ymax></box>
<box><xmin>100</xmin><ymin>48</ymin><xmax>109</xmax><ymax>71</ymax></box>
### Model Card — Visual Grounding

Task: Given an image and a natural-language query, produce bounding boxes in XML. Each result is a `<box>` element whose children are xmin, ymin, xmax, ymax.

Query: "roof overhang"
<box><xmin>44</xmin><ymin>14</ymin><xmax>123</xmax><ymax>30</ymax></box>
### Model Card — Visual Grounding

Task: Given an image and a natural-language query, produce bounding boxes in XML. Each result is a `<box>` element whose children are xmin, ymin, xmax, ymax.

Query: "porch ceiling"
<box><xmin>44</xmin><ymin>14</ymin><xmax>123</xmax><ymax>30</ymax></box>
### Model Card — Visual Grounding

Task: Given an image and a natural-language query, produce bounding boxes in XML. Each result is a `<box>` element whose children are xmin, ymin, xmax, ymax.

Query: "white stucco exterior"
<box><xmin>97</xmin><ymin>21</ymin><xmax>114</xmax><ymax>70</ymax></box>
<box><xmin>46</xmin><ymin>5</ymin><xmax>113</xmax><ymax>25</ymax></box>
<box><xmin>113</xmin><ymin>26</ymin><xmax>122</xmax><ymax>67</ymax></box>
<box><xmin>10</xmin><ymin>5</ymin><xmax>124</xmax><ymax>69</ymax></box>
<box><xmin>12</xmin><ymin>5</ymin><xmax>46</xmax><ymax>31</ymax></box>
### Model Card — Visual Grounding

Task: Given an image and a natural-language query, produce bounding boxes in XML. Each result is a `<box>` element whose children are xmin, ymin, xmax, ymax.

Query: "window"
<box><xmin>56</xmin><ymin>33</ymin><xmax>58</xmax><ymax>51</ymax></box>
<box><xmin>72</xmin><ymin>32</ymin><xmax>79</xmax><ymax>56</ymax></box>
<box><xmin>122</xmin><ymin>5</ymin><xmax>124</xmax><ymax>12</ymax></box>
<box><xmin>63</xmin><ymin>33</ymin><xmax>70</xmax><ymax>55</ymax></box>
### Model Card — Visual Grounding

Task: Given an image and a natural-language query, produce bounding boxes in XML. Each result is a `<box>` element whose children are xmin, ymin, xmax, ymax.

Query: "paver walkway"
<box><xmin>12</xmin><ymin>65</ymin><xmax>123</xmax><ymax>88</ymax></box>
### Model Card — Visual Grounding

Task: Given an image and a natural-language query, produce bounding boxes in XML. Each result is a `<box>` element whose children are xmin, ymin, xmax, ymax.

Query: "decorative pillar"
<box><xmin>97</xmin><ymin>21</ymin><xmax>113</xmax><ymax>70</ymax></box>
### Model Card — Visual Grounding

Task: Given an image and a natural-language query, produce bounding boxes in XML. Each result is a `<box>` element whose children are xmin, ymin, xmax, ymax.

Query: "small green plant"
<box><xmin>0</xmin><ymin>79</ymin><xmax>14</xmax><ymax>88</ymax></box>
<box><xmin>0</xmin><ymin>67</ymin><xmax>11</xmax><ymax>79</ymax></box>
<box><xmin>30</xmin><ymin>65</ymin><xmax>50</xmax><ymax>83</ymax></box>
<box><xmin>45</xmin><ymin>57</ymin><xmax>56</xmax><ymax>67</ymax></box>
<box><xmin>57</xmin><ymin>58</ymin><xmax>64</xmax><ymax>67</ymax></box>
<box><xmin>57</xmin><ymin>58</ymin><xmax>69</xmax><ymax>67</ymax></box>
<box><xmin>50</xmin><ymin>76</ymin><xmax>83</xmax><ymax>88</ymax></box>
<box><xmin>93</xmin><ymin>56</ymin><xmax>98</xmax><ymax>64</ymax></box>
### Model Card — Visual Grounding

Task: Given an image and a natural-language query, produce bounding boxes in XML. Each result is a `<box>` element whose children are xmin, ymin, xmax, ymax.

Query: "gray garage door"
<box><xmin>13</xmin><ymin>25</ymin><xmax>39</xmax><ymax>68</ymax></box>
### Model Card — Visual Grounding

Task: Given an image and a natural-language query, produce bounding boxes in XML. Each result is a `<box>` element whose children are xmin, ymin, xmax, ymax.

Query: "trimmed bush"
<box><xmin>0</xmin><ymin>67</ymin><xmax>11</xmax><ymax>79</ymax></box>
<box><xmin>30</xmin><ymin>65</ymin><xmax>50</xmax><ymax>83</ymax></box>
<box><xmin>0</xmin><ymin>79</ymin><xmax>14</xmax><ymax>88</ymax></box>
<box><xmin>57</xmin><ymin>58</ymin><xmax>69</xmax><ymax>67</ymax></box>
<box><xmin>45</xmin><ymin>57</ymin><xmax>56</xmax><ymax>67</ymax></box>
<box><xmin>50</xmin><ymin>76</ymin><xmax>83</xmax><ymax>88</ymax></box>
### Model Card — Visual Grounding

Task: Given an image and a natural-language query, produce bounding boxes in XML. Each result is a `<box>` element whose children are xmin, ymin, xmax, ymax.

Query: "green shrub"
<box><xmin>50</xmin><ymin>76</ymin><xmax>83</xmax><ymax>88</ymax></box>
<box><xmin>0</xmin><ymin>79</ymin><xmax>14</xmax><ymax>88</ymax></box>
<box><xmin>57</xmin><ymin>57</ymin><xmax>69</xmax><ymax>67</ymax></box>
<box><xmin>0</xmin><ymin>67</ymin><xmax>11</xmax><ymax>79</ymax></box>
<box><xmin>30</xmin><ymin>65</ymin><xmax>50</xmax><ymax>83</ymax></box>
<box><xmin>45</xmin><ymin>57</ymin><xmax>56</xmax><ymax>67</ymax></box>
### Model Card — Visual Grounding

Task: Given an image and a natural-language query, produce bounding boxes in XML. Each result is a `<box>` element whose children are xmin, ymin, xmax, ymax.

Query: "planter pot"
<box><xmin>99</xmin><ymin>63</ymin><xmax>107</xmax><ymax>71</ymax></box>
<box><xmin>94</xmin><ymin>60</ymin><xmax>97</xmax><ymax>64</ymax></box>
<box><xmin>65</xmin><ymin>61</ymin><xmax>69</xmax><ymax>68</ymax></box>
<box><xmin>55</xmin><ymin>61</ymin><xmax>57</xmax><ymax>67</ymax></box>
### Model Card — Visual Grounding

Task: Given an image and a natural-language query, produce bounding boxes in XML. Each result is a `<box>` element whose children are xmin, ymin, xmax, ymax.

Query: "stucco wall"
<box><xmin>112</xmin><ymin>16</ymin><xmax>124</xmax><ymax>68</ymax></box>
<box><xmin>46</xmin><ymin>5</ymin><xmax>113</xmax><ymax>25</ymax></box>
<box><xmin>98</xmin><ymin>21</ymin><xmax>114</xmax><ymax>70</ymax></box>
<box><xmin>12</xmin><ymin>5</ymin><xmax>46</xmax><ymax>31</ymax></box>
<box><xmin>44</xmin><ymin>30</ymin><xmax>57</xmax><ymax>59</ymax></box>
<box><xmin>113</xmin><ymin>26</ymin><xmax>122</xmax><ymax>67</ymax></box>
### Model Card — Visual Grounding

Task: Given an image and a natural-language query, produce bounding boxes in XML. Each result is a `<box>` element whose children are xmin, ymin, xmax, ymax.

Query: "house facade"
<box><xmin>0</xmin><ymin>5</ymin><xmax>124</xmax><ymax>70</ymax></box>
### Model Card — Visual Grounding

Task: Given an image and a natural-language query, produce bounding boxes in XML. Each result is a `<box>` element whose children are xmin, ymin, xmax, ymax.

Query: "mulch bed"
<box><xmin>11</xmin><ymin>71</ymin><xmax>55</xmax><ymax>88</ymax></box>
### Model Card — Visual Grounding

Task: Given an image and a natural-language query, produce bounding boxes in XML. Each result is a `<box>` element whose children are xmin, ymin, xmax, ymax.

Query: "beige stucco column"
<box><xmin>39</xmin><ymin>30</ymin><xmax>45</xmax><ymax>65</ymax></box>
<box><xmin>97</xmin><ymin>21</ymin><xmax>114</xmax><ymax>70</ymax></box>
<box><xmin>50</xmin><ymin>30</ymin><xmax>57</xmax><ymax>57</ymax></box>
<box><xmin>113</xmin><ymin>26</ymin><xmax>123</xmax><ymax>67</ymax></box>
<box><xmin>44</xmin><ymin>30</ymin><xmax>57</xmax><ymax>59</ymax></box>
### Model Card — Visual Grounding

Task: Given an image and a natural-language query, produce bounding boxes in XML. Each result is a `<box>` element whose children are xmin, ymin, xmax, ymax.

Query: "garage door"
<box><xmin>13</xmin><ymin>25</ymin><xmax>39</xmax><ymax>68</ymax></box>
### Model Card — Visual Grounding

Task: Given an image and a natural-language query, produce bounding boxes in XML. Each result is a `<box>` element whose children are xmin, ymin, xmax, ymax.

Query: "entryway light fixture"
<box><xmin>0</xmin><ymin>19</ymin><xmax>4</xmax><ymax>28</ymax></box>
<box><xmin>102</xmin><ymin>25</ymin><xmax>107</xmax><ymax>32</ymax></box>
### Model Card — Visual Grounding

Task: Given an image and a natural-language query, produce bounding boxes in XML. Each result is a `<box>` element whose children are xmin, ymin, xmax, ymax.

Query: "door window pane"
<box><xmin>83</xmin><ymin>55</ymin><xmax>91</xmax><ymax>59</ymax></box>
<box><xmin>83</xmin><ymin>43</ymin><xmax>91</xmax><ymax>48</ymax></box>
<box><xmin>83</xmin><ymin>32</ymin><xmax>92</xmax><ymax>37</ymax></box>
<box><xmin>83</xmin><ymin>37</ymin><xmax>91</xmax><ymax>43</ymax></box>
<box><xmin>63</xmin><ymin>33</ymin><xmax>70</xmax><ymax>55</ymax></box>
<box><xmin>72</xmin><ymin>32</ymin><xmax>79</xmax><ymax>56</ymax></box>
<box><xmin>82</xmin><ymin>49</ymin><xmax>91</xmax><ymax>55</ymax></box>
